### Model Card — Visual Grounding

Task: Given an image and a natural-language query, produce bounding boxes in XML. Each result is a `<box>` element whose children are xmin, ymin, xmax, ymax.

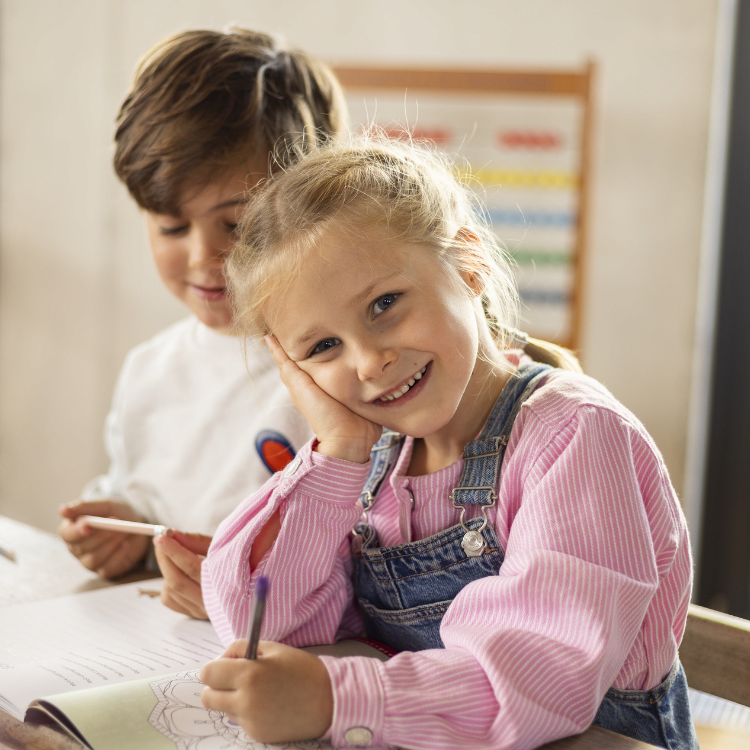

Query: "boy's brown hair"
<box><xmin>114</xmin><ymin>27</ymin><xmax>347</xmax><ymax>215</ymax></box>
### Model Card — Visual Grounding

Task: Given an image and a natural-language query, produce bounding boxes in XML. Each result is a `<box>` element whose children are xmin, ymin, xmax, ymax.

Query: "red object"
<box><xmin>351</xmin><ymin>636</ymin><xmax>399</xmax><ymax>658</ymax></box>
<box><xmin>382</xmin><ymin>126</ymin><xmax>453</xmax><ymax>146</ymax></box>
<box><xmin>498</xmin><ymin>130</ymin><xmax>562</xmax><ymax>149</ymax></box>
<box><xmin>255</xmin><ymin>430</ymin><xmax>296</xmax><ymax>473</ymax></box>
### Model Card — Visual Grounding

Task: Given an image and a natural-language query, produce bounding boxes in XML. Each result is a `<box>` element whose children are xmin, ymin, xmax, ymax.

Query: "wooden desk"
<box><xmin>0</xmin><ymin>516</ymin><xmax>656</xmax><ymax>749</ymax></box>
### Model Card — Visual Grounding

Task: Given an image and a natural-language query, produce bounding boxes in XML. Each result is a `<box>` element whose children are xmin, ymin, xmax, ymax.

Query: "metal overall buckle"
<box><xmin>350</xmin><ymin>431</ymin><xmax>401</xmax><ymax>558</ymax></box>
<box><xmin>351</xmin><ymin>490</ymin><xmax>375</xmax><ymax>558</ymax></box>
<box><xmin>450</xmin><ymin>487</ymin><xmax>497</xmax><ymax>557</ymax></box>
<box><xmin>450</xmin><ymin>434</ymin><xmax>505</xmax><ymax>558</ymax></box>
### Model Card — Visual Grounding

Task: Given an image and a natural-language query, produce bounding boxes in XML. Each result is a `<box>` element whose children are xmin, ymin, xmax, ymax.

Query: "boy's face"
<box><xmin>143</xmin><ymin>162</ymin><xmax>266</xmax><ymax>332</ymax></box>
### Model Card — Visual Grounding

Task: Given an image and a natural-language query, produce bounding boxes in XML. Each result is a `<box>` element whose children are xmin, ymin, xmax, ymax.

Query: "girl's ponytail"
<box><xmin>503</xmin><ymin>327</ymin><xmax>583</xmax><ymax>374</ymax></box>
<box><xmin>525</xmin><ymin>337</ymin><xmax>583</xmax><ymax>373</ymax></box>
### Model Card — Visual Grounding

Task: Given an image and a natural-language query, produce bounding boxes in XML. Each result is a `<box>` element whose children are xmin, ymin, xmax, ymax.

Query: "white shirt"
<box><xmin>82</xmin><ymin>316</ymin><xmax>312</xmax><ymax>534</ymax></box>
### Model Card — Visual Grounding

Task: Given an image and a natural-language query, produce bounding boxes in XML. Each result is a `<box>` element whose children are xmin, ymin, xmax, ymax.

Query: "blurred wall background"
<box><xmin>0</xmin><ymin>0</ymin><xmax>719</xmax><ymax>531</ymax></box>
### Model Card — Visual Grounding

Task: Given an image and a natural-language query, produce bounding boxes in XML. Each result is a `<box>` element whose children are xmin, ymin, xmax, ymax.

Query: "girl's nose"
<box><xmin>356</xmin><ymin>343</ymin><xmax>396</xmax><ymax>382</ymax></box>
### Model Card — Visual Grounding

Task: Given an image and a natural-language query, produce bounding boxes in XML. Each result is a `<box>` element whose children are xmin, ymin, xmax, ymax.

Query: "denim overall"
<box><xmin>352</xmin><ymin>362</ymin><xmax>698</xmax><ymax>750</ymax></box>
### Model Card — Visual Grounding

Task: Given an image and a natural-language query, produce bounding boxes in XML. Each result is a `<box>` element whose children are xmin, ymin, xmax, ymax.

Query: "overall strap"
<box><xmin>451</xmin><ymin>362</ymin><xmax>553</xmax><ymax>509</ymax></box>
<box><xmin>353</xmin><ymin>362</ymin><xmax>552</xmax><ymax>556</ymax></box>
<box><xmin>450</xmin><ymin>361</ymin><xmax>553</xmax><ymax>557</ymax></box>
<box><xmin>359</xmin><ymin>430</ymin><xmax>403</xmax><ymax>518</ymax></box>
<box><xmin>351</xmin><ymin>429</ymin><xmax>403</xmax><ymax>555</ymax></box>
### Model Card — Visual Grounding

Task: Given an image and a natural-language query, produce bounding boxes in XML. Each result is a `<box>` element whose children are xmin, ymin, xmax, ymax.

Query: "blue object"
<box><xmin>245</xmin><ymin>576</ymin><xmax>269</xmax><ymax>659</ymax></box>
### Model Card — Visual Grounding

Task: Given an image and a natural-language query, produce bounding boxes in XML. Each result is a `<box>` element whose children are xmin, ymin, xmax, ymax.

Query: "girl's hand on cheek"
<box><xmin>200</xmin><ymin>640</ymin><xmax>333</xmax><ymax>744</ymax></box>
<box><xmin>266</xmin><ymin>335</ymin><xmax>381</xmax><ymax>463</ymax></box>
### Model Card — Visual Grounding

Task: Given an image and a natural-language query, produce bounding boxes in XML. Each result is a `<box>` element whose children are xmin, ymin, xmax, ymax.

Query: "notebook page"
<box><xmin>0</xmin><ymin>579</ymin><xmax>223</xmax><ymax>719</ymax></box>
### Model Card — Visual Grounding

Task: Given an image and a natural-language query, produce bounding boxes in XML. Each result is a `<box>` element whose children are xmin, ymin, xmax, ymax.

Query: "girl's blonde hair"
<box><xmin>228</xmin><ymin>133</ymin><xmax>582</xmax><ymax>373</ymax></box>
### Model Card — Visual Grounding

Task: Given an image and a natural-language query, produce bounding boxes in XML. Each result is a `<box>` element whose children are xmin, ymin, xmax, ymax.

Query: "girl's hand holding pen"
<box><xmin>59</xmin><ymin>499</ymin><xmax>150</xmax><ymax>578</ymax></box>
<box><xmin>200</xmin><ymin>640</ymin><xmax>333</xmax><ymax>744</ymax></box>
<box><xmin>265</xmin><ymin>335</ymin><xmax>381</xmax><ymax>464</ymax></box>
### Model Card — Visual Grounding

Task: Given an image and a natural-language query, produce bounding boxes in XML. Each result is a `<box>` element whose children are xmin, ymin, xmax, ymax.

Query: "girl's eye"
<box><xmin>308</xmin><ymin>338</ymin><xmax>341</xmax><ymax>357</ymax></box>
<box><xmin>372</xmin><ymin>293</ymin><xmax>400</xmax><ymax>317</ymax></box>
<box><xmin>159</xmin><ymin>225</ymin><xmax>188</xmax><ymax>237</ymax></box>
<box><xmin>224</xmin><ymin>222</ymin><xmax>239</xmax><ymax>235</ymax></box>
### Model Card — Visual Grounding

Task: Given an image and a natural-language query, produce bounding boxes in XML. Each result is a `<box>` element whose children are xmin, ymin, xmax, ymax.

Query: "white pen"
<box><xmin>79</xmin><ymin>515</ymin><xmax>167</xmax><ymax>537</ymax></box>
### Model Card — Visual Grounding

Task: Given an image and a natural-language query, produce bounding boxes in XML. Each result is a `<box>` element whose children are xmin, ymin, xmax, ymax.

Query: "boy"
<box><xmin>60</xmin><ymin>28</ymin><xmax>346</xmax><ymax>618</ymax></box>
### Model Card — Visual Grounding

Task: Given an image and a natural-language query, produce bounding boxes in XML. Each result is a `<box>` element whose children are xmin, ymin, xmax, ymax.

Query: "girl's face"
<box><xmin>266</xmin><ymin>228</ymin><xmax>496</xmax><ymax>441</ymax></box>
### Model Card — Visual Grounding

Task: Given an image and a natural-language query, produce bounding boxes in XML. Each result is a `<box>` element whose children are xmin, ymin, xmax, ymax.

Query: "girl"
<box><xmin>199</xmin><ymin>136</ymin><xmax>697</xmax><ymax>750</ymax></box>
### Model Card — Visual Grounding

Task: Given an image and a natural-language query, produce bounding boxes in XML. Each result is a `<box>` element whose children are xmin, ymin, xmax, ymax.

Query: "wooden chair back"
<box><xmin>681</xmin><ymin>603</ymin><xmax>750</xmax><ymax>706</ymax></box>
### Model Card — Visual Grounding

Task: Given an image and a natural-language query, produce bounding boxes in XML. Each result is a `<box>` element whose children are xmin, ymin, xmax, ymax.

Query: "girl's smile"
<box><xmin>372</xmin><ymin>363</ymin><xmax>430</xmax><ymax>405</ymax></box>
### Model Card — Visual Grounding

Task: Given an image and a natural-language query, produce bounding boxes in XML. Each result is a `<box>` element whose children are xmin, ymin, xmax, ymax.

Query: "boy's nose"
<box><xmin>188</xmin><ymin>231</ymin><xmax>226</xmax><ymax>266</ymax></box>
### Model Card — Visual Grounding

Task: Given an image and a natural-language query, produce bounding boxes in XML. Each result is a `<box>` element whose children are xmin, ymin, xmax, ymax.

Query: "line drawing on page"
<box><xmin>148</xmin><ymin>670</ymin><xmax>329</xmax><ymax>750</ymax></box>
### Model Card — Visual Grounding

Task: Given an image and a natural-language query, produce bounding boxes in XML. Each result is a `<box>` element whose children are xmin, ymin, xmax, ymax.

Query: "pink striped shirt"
<box><xmin>203</xmin><ymin>365</ymin><xmax>692</xmax><ymax>750</ymax></box>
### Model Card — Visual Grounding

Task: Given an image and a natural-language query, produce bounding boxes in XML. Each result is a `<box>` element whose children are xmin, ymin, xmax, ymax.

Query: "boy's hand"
<box><xmin>200</xmin><ymin>640</ymin><xmax>333</xmax><ymax>744</ymax></box>
<box><xmin>153</xmin><ymin>531</ymin><xmax>211</xmax><ymax>619</ymax></box>
<box><xmin>59</xmin><ymin>499</ymin><xmax>149</xmax><ymax>578</ymax></box>
<box><xmin>266</xmin><ymin>335</ymin><xmax>381</xmax><ymax>464</ymax></box>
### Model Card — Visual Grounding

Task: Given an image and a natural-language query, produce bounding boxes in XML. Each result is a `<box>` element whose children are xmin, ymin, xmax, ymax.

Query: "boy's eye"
<box><xmin>308</xmin><ymin>338</ymin><xmax>341</xmax><ymax>357</ymax></box>
<box><xmin>372</xmin><ymin>293</ymin><xmax>400</xmax><ymax>317</ymax></box>
<box><xmin>159</xmin><ymin>224</ymin><xmax>188</xmax><ymax>237</ymax></box>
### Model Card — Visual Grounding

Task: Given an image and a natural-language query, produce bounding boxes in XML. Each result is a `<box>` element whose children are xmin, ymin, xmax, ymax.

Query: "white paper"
<box><xmin>0</xmin><ymin>579</ymin><xmax>223</xmax><ymax>719</ymax></box>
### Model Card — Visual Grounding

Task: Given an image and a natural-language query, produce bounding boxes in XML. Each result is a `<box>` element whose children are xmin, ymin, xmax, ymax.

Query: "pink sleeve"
<box><xmin>320</xmin><ymin>405</ymin><xmax>690</xmax><ymax>750</ymax></box>
<box><xmin>202</xmin><ymin>439</ymin><xmax>371</xmax><ymax>647</ymax></box>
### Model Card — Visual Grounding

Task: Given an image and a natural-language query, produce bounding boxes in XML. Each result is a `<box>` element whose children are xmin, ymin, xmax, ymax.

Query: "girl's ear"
<box><xmin>455</xmin><ymin>227</ymin><xmax>489</xmax><ymax>297</ymax></box>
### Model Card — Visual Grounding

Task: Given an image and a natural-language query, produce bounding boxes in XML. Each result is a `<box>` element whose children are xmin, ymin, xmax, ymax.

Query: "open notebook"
<box><xmin>0</xmin><ymin>580</ymin><xmax>396</xmax><ymax>750</ymax></box>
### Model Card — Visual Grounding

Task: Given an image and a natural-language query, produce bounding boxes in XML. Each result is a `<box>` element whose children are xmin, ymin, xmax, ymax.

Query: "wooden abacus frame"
<box><xmin>332</xmin><ymin>63</ymin><xmax>596</xmax><ymax>352</ymax></box>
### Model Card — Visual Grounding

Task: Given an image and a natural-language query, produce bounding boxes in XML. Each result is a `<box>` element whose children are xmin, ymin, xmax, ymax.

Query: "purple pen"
<box><xmin>244</xmin><ymin>576</ymin><xmax>269</xmax><ymax>659</ymax></box>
